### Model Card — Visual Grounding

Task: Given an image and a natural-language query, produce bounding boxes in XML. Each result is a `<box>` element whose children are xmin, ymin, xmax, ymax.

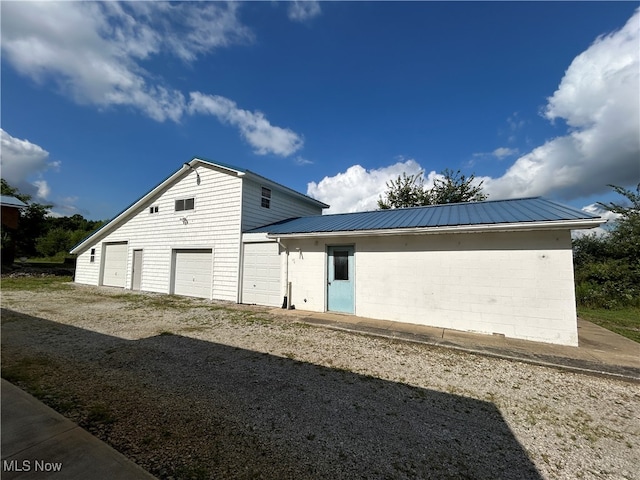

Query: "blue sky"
<box><xmin>1</xmin><ymin>1</ymin><xmax>638</xmax><ymax>221</ymax></box>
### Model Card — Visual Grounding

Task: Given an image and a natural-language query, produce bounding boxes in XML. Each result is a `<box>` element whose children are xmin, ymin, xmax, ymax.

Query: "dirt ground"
<box><xmin>2</xmin><ymin>283</ymin><xmax>639</xmax><ymax>480</ymax></box>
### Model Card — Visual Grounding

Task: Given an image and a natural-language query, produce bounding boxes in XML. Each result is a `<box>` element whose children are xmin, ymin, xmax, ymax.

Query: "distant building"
<box><xmin>1</xmin><ymin>195</ymin><xmax>28</xmax><ymax>230</ymax></box>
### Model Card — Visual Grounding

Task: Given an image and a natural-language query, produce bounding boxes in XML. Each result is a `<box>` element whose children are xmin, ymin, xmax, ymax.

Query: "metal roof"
<box><xmin>246</xmin><ymin>197</ymin><xmax>603</xmax><ymax>235</ymax></box>
<box><xmin>0</xmin><ymin>195</ymin><xmax>28</xmax><ymax>208</ymax></box>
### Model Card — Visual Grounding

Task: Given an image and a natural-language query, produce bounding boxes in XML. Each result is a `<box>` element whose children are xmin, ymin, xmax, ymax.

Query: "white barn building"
<box><xmin>72</xmin><ymin>158</ymin><xmax>603</xmax><ymax>346</ymax></box>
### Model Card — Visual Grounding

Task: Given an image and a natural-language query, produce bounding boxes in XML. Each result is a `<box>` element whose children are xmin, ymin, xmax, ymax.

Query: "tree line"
<box><xmin>572</xmin><ymin>184</ymin><xmax>639</xmax><ymax>309</ymax></box>
<box><xmin>1</xmin><ymin>179</ymin><xmax>106</xmax><ymax>264</ymax></box>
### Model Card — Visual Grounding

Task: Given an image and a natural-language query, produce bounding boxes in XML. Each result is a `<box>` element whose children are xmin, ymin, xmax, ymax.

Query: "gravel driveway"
<box><xmin>1</xmin><ymin>283</ymin><xmax>639</xmax><ymax>480</ymax></box>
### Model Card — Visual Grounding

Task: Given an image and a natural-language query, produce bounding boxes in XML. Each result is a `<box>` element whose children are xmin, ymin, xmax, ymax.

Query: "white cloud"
<box><xmin>295</xmin><ymin>156</ymin><xmax>314</xmax><ymax>166</ymax></box>
<box><xmin>482</xmin><ymin>9</ymin><xmax>640</xmax><ymax>201</ymax></box>
<box><xmin>307</xmin><ymin>158</ymin><xmax>434</xmax><ymax>213</ymax></box>
<box><xmin>572</xmin><ymin>203</ymin><xmax>620</xmax><ymax>238</ymax></box>
<box><xmin>288</xmin><ymin>1</ymin><xmax>322</xmax><ymax>22</ymax></box>
<box><xmin>1</xmin><ymin>2</ymin><xmax>302</xmax><ymax>157</ymax></box>
<box><xmin>492</xmin><ymin>147</ymin><xmax>519</xmax><ymax>159</ymax></box>
<box><xmin>188</xmin><ymin>92</ymin><xmax>304</xmax><ymax>156</ymax></box>
<box><xmin>50</xmin><ymin>196</ymin><xmax>82</xmax><ymax>218</ymax></box>
<box><xmin>471</xmin><ymin>146</ymin><xmax>519</xmax><ymax>163</ymax></box>
<box><xmin>1</xmin><ymin>2</ymin><xmax>185</xmax><ymax>122</ymax></box>
<box><xmin>0</xmin><ymin>129</ymin><xmax>56</xmax><ymax>200</ymax></box>
<box><xmin>32</xmin><ymin>180</ymin><xmax>51</xmax><ymax>200</ymax></box>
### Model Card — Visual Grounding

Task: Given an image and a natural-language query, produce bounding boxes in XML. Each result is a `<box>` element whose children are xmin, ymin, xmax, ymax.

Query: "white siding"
<box><xmin>74</xmin><ymin>166</ymin><xmax>242</xmax><ymax>301</ymax></box>
<box><xmin>283</xmin><ymin>230</ymin><xmax>579</xmax><ymax>346</ymax></box>
<box><xmin>74</xmin><ymin>248</ymin><xmax>101</xmax><ymax>285</ymax></box>
<box><xmin>241</xmin><ymin>179</ymin><xmax>323</xmax><ymax>231</ymax></box>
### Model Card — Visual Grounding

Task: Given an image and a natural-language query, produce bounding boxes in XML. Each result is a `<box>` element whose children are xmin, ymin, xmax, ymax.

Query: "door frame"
<box><xmin>326</xmin><ymin>245</ymin><xmax>355</xmax><ymax>314</ymax></box>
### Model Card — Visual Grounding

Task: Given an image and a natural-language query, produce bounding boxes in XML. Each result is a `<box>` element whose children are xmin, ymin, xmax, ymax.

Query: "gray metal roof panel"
<box><xmin>246</xmin><ymin>197</ymin><xmax>602</xmax><ymax>235</ymax></box>
<box><xmin>0</xmin><ymin>195</ymin><xmax>28</xmax><ymax>208</ymax></box>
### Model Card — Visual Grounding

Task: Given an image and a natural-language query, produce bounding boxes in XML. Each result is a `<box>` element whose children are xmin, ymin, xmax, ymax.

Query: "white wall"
<box><xmin>74</xmin><ymin>166</ymin><xmax>243</xmax><ymax>301</ymax></box>
<box><xmin>75</xmin><ymin>165</ymin><xmax>326</xmax><ymax>303</ymax></box>
<box><xmin>241</xmin><ymin>179</ymin><xmax>323</xmax><ymax>232</ymax></box>
<box><xmin>283</xmin><ymin>230</ymin><xmax>579</xmax><ymax>346</ymax></box>
<box><xmin>284</xmin><ymin>238</ymin><xmax>328</xmax><ymax>311</ymax></box>
<box><xmin>74</xmin><ymin>248</ymin><xmax>100</xmax><ymax>285</ymax></box>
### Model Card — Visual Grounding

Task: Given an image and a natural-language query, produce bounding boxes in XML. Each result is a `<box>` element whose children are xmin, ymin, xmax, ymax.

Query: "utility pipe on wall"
<box><xmin>276</xmin><ymin>238</ymin><xmax>289</xmax><ymax>309</ymax></box>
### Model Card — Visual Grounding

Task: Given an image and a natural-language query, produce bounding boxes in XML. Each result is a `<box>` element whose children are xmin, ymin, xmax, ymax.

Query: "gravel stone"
<box><xmin>1</xmin><ymin>284</ymin><xmax>639</xmax><ymax>480</ymax></box>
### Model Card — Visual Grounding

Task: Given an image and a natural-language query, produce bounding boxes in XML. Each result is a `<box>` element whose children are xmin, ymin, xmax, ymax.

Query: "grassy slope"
<box><xmin>578</xmin><ymin>307</ymin><xmax>640</xmax><ymax>343</ymax></box>
<box><xmin>1</xmin><ymin>276</ymin><xmax>73</xmax><ymax>291</ymax></box>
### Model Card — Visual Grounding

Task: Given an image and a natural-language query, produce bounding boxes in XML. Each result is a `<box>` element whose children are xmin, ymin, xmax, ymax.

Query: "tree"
<box><xmin>573</xmin><ymin>183</ymin><xmax>640</xmax><ymax>308</ymax></box>
<box><xmin>1</xmin><ymin>178</ymin><xmax>31</xmax><ymax>203</ymax></box>
<box><xmin>1</xmin><ymin>179</ymin><xmax>51</xmax><ymax>259</ymax></box>
<box><xmin>378</xmin><ymin>169</ymin><xmax>487</xmax><ymax>209</ymax></box>
<box><xmin>428</xmin><ymin>169</ymin><xmax>487</xmax><ymax>205</ymax></box>
<box><xmin>597</xmin><ymin>183</ymin><xmax>640</xmax><ymax>260</ymax></box>
<box><xmin>35</xmin><ymin>228</ymin><xmax>75</xmax><ymax>258</ymax></box>
<box><xmin>1</xmin><ymin>178</ymin><xmax>106</xmax><ymax>261</ymax></box>
<box><xmin>377</xmin><ymin>172</ymin><xmax>428</xmax><ymax>209</ymax></box>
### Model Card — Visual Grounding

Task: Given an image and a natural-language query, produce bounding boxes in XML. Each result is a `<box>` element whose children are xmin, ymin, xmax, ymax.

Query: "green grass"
<box><xmin>1</xmin><ymin>355</ymin><xmax>52</xmax><ymax>384</ymax></box>
<box><xmin>109</xmin><ymin>292</ymin><xmax>194</xmax><ymax>311</ymax></box>
<box><xmin>578</xmin><ymin>306</ymin><xmax>640</xmax><ymax>343</ymax></box>
<box><xmin>25</xmin><ymin>254</ymin><xmax>75</xmax><ymax>264</ymax></box>
<box><xmin>1</xmin><ymin>275</ymin><xmax>73</xmax><ymax>291</ymax></box>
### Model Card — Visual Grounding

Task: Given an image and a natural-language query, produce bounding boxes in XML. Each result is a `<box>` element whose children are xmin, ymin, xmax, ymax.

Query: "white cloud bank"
<box><xmin>308</xmin><ymin>158</ymin><xmax>437</xmax><ymax>213</ymax></box>
<box><xmin>0</xmin><ymin>129</ymin><xmax>57</xmax><ymax>200</ymax></box>
<box><xmin>309</xmin><ymin>9</ymin><xmax>640</xmax><ymax>212</ymax></box>
<box><xmin>0</xmin><ymin>2</ymin><xmax>303</xmax><ymax>157</ymax></box>
<box><xmin>188</xmin><ymin>93</ymin><xmax>303</xmax><ymax>157</ymax></box>
<box><xmin>573</xmin><ymin>203</ymin><xmax>621</xmax><ymax>238</ymax></box>
<box><xmin>482</xmin><ymin>9</ymin><xmax>640</xmax><ymax>200</ymax></box>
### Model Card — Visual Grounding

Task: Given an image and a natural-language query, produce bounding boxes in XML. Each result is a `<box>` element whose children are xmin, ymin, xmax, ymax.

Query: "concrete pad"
<box><xmin>274</xmin><ymin>308</ymin><xmax>640</xmax><ymax>381</ymax></box>
<box><xmin>1</xmin><ymin>385</ymin><xmax>76</xmax><ymax>458</ymax></box>
<box><xmin>1</xmin><ymin>380</ymin><xmax>156</xmax><ymax>480</ymax></box>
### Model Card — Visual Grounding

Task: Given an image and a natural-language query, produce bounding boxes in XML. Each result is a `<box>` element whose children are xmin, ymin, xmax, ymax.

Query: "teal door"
<box><xmin>327</xmin><ymin>246</ymin><xmax>354</xmax><ymax>313</ymax></box>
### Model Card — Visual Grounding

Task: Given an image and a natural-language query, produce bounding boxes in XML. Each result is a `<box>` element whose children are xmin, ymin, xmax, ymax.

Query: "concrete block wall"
<box><xmin>283</xmin><ymin>229</ymin><xmax>579</xmax><ymax>346</ymax></box>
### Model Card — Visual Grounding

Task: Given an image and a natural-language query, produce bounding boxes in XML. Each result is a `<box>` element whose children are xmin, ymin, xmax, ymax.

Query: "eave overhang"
<box><xmin>265</xmin><ymin>217</ymin><xmax>605</xmax><ymax>239</ymax></box>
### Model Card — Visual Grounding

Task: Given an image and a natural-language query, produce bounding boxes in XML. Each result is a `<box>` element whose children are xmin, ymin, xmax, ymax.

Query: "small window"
<box><xmin>175</xmin><ymin>198</ymin><xmax>195</xmax><ymax>212</ymax></box>
<box><xmin>333</xmin><ymin>251</ymin><xmax>349</xmax><ymax>280</ymax></box>
<box><xmin>149</xmin><ymin>206</ymin><xmax>159</xmax><ymax>214</ymax></box>
<box><xmin>261</xmin><ymin>187</ymin><xmax>271</xmax><ymax>209</ymax></box>
<box><xmin>90</xmin><ymin>248</ymin><xmax>96</xmax><ymax>263</ymax></box>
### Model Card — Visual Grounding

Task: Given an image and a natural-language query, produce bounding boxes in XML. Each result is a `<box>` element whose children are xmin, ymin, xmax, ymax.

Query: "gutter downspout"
<box><xmin>276</xmin><ymin>237</ymin><xmax>290</xmax><ymax>309</ymax></box>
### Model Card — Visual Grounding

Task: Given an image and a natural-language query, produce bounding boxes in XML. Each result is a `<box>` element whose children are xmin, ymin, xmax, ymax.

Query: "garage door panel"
<box><xmin>102</xmin><ymin>243</ymin><xmax>128</xmax><ymax>288</ymax></box>
<box><xmin>242</xmin><ymin>243</ymin><xmax>280</xmax><ymax>306</ymax></box>
<box><xmin>174</xmin><ymin>249</ymin><xmax>212</xmax><ymax>299</ymax></box>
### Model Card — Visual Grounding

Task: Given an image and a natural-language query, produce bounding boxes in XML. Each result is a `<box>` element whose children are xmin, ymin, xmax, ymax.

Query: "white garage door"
<box><xmin>242</xmin><ymin>242</ymin><xmax>281</xmax><ymax>306</ymax></box>
<box><xmin>102</xmin><ymin>242</ymin><xmax>128</xmax><ymax>288</ymax></box>
<box><xmin>173</xmin><ymin>249</ymin><xmax>212</xmax><ymax>299</ymax></box>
